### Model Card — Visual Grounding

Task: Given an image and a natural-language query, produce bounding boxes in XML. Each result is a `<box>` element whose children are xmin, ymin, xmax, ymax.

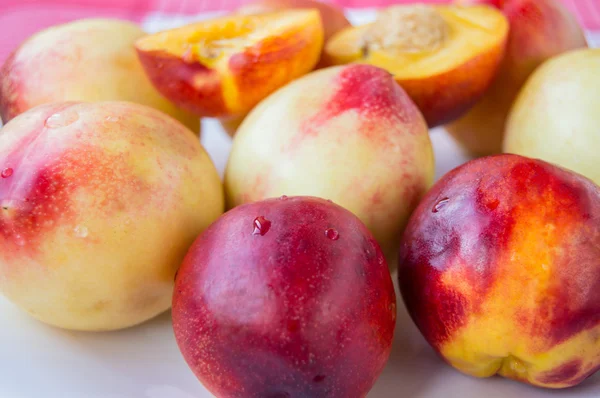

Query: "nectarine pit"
<box><xmin>361</xmin><ymin>6</ymin><xmax>449</xmax><ymax>56</ymax></box>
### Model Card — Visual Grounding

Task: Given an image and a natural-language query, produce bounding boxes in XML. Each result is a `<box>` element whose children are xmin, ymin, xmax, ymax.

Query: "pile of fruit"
<box><xmin>0</xmin><ymin>0</ymin><xmax>598</xmax><ymax>396</ymax></box>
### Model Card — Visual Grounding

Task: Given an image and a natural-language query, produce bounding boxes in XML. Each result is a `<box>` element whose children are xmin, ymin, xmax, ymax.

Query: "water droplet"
<box><xmin>325</xmin><ymin>228</ymin><xmax>339</xmax><ymax>240</ymax></box>
<box><xmin>252</xmin><ymin>216</ymin><xmax>271</xmax><ymax>236</ymax></box>
<box><xmin>313</xmin><ymin>374</ymin><xmax>326</xmax><ymax>383</ymax></box>
<box><xmin>74</xmin><ymin>225</ymin><xmax>88</xmax><ymax>238</ymax></box>
<box><xmin>542</xmin><ymin>263</ymin><xmax>549</xmax><ymax>271</ymax></box>
<box><xmin>1</xmin><ymin>168</ymin><xmax>13</xmax><ymax>178</ymax></box>
<box><xmin>432</xmin><ymin>197</ymin><xmax>449</xmax><ymax>213</ymax></box>
<box><xmin>45</xmin><ymin>109</ymin><xmax>79</xmax><ymax>128</ymax></box>
<box><xmin>105</xmin><ymin>115</ymin><xmax>120</xmax><ymax>122</ymax></box>
<box><xmin>327</xmin><ymin>199</ymin><xmax>333</xmax><ymax>203</ymax></box>
<box><xmin>279</xmin><ymin>195</ymin><xmax>288</xmax><ymax>200</ymax></box>
<box><xmin>14</xmin><ymin>234</ymin><xmax>25</xmax><ymax>246</ymax></box>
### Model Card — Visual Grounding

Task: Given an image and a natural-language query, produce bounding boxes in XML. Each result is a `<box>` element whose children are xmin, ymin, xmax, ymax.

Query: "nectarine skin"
<box><xmin>504</xmin><ymin>49</ymin><xmax>600</xmax><ymax>186</ymax></box>
<box><xmin>0</xmin><ymin>19</ymin><xmax>198</xmax><ymax>132</ymax></box>
<box><xmin>173</xmin><ymin>196</ymin><xmax>396</xmax><ymax>397</ymax></box>
<box><xmin>0</xmin><ymin>101</ymin><xmax>223</xmax><ymax>331</ymax></box>
<box><xmin>398</xmin><ymin>154</ymin><xmax>600</xmax><ymax>388</ymax></box>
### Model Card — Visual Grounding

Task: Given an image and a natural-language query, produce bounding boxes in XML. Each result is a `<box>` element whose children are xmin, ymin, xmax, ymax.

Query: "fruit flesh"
<box><xmin>135</xmin><ymin>10</ymin><xmax>323</xmax><ymax>118</ymax></box>
<box><xmin>0</xmin><ymin>101</ymin><xmax>223</xmax><ymax>331</ymax></box>
<box><xmin>398</xmin><ymin>154</ymin><xmax>600</xmax><ymax>389</ymax></box>
<box><xmin>0</xmin><ymin>19</ymin><xmax>198</xmax><ymax>132</ymax></box>
<box><xmin>327</xmin><ymin>5</ymin><xmax>507</xmax><ymax>77</ymax></box>
<box><xmin>173</xmin><ymin>196</ymin><xmax>396</xmax><ymax>397</ymax></box>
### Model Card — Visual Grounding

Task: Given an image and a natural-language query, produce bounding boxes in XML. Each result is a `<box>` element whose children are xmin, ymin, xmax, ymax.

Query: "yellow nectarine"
<box><xmin>0</xmin><ymin>102</ymin><xmax>223</xmax><ymax>331</ymax></box>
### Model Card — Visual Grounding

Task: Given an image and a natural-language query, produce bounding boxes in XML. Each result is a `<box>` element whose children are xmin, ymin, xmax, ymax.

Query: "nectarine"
<box><xmin>173</xmin><ymin>196</ymin><xmax>396</xmax><ymax>397</ymax></box>
<box><xmin>398</xmin><ymin>154</ymin><xmax>600</xmax><ymax>389</ymax></box>
<box><xmin>323</xmin><ymin>4</ymin><xmax>509</xmax><ymax>127</ymax></box>
<box><xmin>0</xmin><ymin>101</ymin><xmax>223</xmax><ymax>331</ymax></box>
<box><xmin>446</xmin><ymin>0</ymin><xmax>588</xmax><ymax>156</ymax></box>
<box><xmin>0</xmin><ymin>19</ymin><xmax>198</xmax><ymax>132</ymax></box>
<box><xmin>135</xmin><ymin>10</ymin><xmax>323</xmax><ymax>118</ymax></box>
<box><xmin>225</xmin><ymin>64</ymin><xmax>434</xmax><ymax>261</ymax></box>
<box><xmin>504</xmin><ymin>49</ymin><xmax>600</xmax><ymax>186</ymax></box>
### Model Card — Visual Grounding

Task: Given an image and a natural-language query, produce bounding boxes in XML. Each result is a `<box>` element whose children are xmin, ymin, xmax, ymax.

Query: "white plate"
<box><xmin>1</xmin><ymin>123</ymin><xmax>599</xmax><ymax>398</ymax></box>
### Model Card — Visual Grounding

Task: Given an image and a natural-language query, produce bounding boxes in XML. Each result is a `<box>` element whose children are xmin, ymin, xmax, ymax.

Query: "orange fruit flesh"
<box><xmin>135</xmin><ymin>9</ymin><xmax>322</xmax><ymax>116</ymax></box>
<box><xmin>136</xmin><ymin>9</ymin><xmax>321</xmax><ymax>66</ymax></box>
<box><xmin>325</xmin><ymin>5</ymin><xmax>508</xmax><ymax>79</ymax></box>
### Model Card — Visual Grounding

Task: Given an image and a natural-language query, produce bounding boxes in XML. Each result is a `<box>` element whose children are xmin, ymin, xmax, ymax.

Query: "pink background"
<box><xmin>1</xmin><ymin>0</ymin><xmax>599</xmax><ymax>64</ymax></box>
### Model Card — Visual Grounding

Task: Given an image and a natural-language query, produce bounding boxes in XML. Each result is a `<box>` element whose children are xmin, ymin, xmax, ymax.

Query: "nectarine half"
<box><xmin>136</xmin><ymin>10</ymin><xmax>324</xmax><ymax>118</ymax></box>
<box><xmin>324</xmin><ymin>4</ymin><xmax>509</xmax><ymax>127</ymax></box>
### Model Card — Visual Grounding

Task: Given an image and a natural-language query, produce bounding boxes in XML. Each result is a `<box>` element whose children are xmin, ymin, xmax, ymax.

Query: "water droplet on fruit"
<box><xmin>14</xmin><ymin>234</ymin><xmax>25</xmax><ymax>246</ymax></box>
<box><xmin>253</xmin><ymin>216</ymin><xmax>271</xmax><ymax>236</ymax></box>
<box><xmin>74</xmin><ymin>225</ymin><xmax>88</xmax><ymax>238</ymax></box>
<box><xmin>327</xmin><ymin>199</ymin><xmax>333</xmax><ymax>203</ymax></box>
<box><xmin>432</xmin><ymin>197</ymin><xmax>449</xmax><ymax>213</ymax></box>
<box><xmin>325</xmin><ymin>228</ymin><xmax>339</xmax><ymax>240</ymax></box>
<box><xmin>279</xmin><ymin>195</ymin><xmax>288</xmax><ymax>200</ymax></box>
<box><xmin>1</xmin><ymin>168</ymin><xmax>13</xmax><ymax>178</ymax></box>
<box><xmin>313</xmin><ymin>374</ymin><xmax>326</xmax><ymax>383</ymax></box>
<box><xmin>542</xmin><ymin>264</ymin><xmax>549</xmax><ymax>271</ymax></box>
<box><xmin>45</xmin><ymin>110</ymin><xmax>79</xmax><ymax>128</ymax></box>
<box><xmin>105</xmin><ymin>115</ymin><xmax>120</xmax><ymax>123</ymax></box>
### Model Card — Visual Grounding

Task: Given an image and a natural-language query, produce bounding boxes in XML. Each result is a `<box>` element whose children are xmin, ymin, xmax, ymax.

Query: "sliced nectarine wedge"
<box><xmin>135</xmin><ymin>10</ymin><xmax>323</xmax><ymax>118</ymax></box>
<box><xmin>324</xmin><ymin>5</ymin><xmax>509</xmax><ymax>127</ymax></box>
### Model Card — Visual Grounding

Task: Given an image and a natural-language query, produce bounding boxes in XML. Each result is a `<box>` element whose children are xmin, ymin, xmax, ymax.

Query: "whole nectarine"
<box><xmin>446</xmin><ymin>0</ymin><xmax>588</xmax><ymax>156</ymax></box>
<box><xmin>173</xmin><ymin>196</ymin><xmax>396</xmax><ymax>397</ymax></box>
<box><xmin>0</xmin><ymin>101</ymin><xmax>223</xmax><ymax>331</ymax></box>
<box><xmin>398</xmin><ymin>154</ymin><xmax>600</xmax><ymax>389</ymax></box>
<box><xmin>504</xmin><ymin>49</ymin><xmax>600</xmax><ymax>186</ymax></box>
<box><xmin>225</xmin><ymin>64</ymin><xmax>434</xmax><ymax>262</ymax></box>
<box><xmin>0</xmin><ymin>19</ymin><xmax>198</xmax><ymax>132</ymax></box>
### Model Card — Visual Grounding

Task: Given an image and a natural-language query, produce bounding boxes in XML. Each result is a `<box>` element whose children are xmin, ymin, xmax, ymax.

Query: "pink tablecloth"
<box><xmin>1</xmin><ymin>0</ymin><xmax>599</xmax><ymax>64</ymax></box>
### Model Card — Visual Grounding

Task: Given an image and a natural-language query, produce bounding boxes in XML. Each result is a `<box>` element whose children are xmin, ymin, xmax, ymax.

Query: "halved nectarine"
<box><xmin>324</xmin><ymin>5</ymin><xmax>509</xmax><ymax>127</ymax></box>
<box><xmin>135</xmin><ymin>10</ymin><xmax>323</xmax><ymax>118</ymax></box>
